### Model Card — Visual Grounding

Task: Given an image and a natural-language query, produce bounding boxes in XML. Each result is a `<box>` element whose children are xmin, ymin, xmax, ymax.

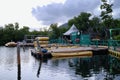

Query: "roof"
<box><xmin>63</xmin><ymin>24</ymin><xmax>79</xmax><ymax>35</ymax></box>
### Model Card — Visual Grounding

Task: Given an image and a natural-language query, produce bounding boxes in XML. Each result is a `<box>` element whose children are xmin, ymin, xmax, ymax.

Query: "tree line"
<box><xmin>0</xmin><ymin>23</ymin><xmax>49</xmax><ymax>45</ymax></box>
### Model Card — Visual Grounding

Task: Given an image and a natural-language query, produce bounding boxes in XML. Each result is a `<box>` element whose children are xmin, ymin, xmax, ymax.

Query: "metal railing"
<box><xmin>49</xmin><ymin>38</ymin><xmax>120</xmax><ymax>50</ymax></box>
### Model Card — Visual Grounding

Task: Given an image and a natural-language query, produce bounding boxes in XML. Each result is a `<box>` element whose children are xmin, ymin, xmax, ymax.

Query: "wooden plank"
<box><xmin>50</xmin><ymin>47</ymin><xmax>93</xmax><ymax>53</ymax></box>
<box><xmin>52</xmin><ymin>55</ymin><xmax>92</xmax><ymax>60</ymax></box>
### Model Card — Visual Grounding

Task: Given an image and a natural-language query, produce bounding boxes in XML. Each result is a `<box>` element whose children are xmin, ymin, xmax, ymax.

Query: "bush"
<box><xmin>114</xmin><ymin>35</ymin><xmax>120</xmax><ymax>40</ymax></box>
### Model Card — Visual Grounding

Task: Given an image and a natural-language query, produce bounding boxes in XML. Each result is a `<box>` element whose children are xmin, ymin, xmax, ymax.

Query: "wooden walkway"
<box><xmin>31</xmin><ymin>46</ymin><xmax>108</xmax><ymax>59</ymax></box>
<box><xmin>49</xmin><ymin>47</ymin><xmax>93</xmax><ymax>53</ymax></box>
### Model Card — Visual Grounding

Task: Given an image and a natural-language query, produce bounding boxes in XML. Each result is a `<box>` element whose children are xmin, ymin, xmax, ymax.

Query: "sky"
<box><xmin>0</xmin><ymin>0</ymin><xmax>120</xmax><ymax>31</ymax></box>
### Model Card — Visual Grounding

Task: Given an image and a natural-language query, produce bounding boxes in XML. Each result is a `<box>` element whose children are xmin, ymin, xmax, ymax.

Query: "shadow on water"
<box><xmin>32</xmin><ymin>53</ymin><xmax>120</xmax><ymax>80</ymax></box>
<box><xmin>37</xmin><ymin>59</ymin><xmax>42</xmax><ymax>78</ymax></box>
<box><xmin>36</xmin><ymin>57</ymin><xmax>49</xmax><ymax>78</ymax></box>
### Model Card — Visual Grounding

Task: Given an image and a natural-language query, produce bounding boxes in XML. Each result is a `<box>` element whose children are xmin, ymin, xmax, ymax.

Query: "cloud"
<box><xmin>32</xmin><ymin>0</ymin><xmax>101</xmax><ymax>25</ymax></box>
<box><xmin>112</xmin><ymin>0</ymin><xmax>120</xmax><ymax>18</ymax></box>
<box><xmin>32</xmin><ymin>0</ymin><xmax>120</xmax><ymax>25</ymax></box>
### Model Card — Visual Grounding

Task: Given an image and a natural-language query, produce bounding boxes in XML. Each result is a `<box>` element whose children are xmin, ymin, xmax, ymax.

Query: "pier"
<box><xmin>23</xmin><ymin>33</ymin><xmax>120</xmax><ymax>60</ymax></box>
<box><xmin>31</xmin><ymin>46</ymin><xmax>108</xmax><ymax>59</ymax></box>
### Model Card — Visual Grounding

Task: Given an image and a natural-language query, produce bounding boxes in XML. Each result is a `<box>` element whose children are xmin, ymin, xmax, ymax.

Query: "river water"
<box><xmin>0</xmin><ymin>46</ymin><xmax>120</xmax><ymax>80</ymax></box>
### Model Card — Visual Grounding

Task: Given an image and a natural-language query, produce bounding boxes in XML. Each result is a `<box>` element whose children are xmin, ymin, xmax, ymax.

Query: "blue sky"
<box><xmin>0</xmin><ymin>0</ymin><xmax>119</xmax><ymax>31</ymax></box>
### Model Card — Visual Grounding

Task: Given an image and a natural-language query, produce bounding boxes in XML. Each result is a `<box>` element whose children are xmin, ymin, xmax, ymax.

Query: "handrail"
<box><xmin>49</xmin><ymin>39</ymin><xmax>120</xmax><ymax>50</ymax></box>
<box><xmin>109</xmin><ymin>28</ymin><xmax>120</xmax><ymax>39</ymax></box>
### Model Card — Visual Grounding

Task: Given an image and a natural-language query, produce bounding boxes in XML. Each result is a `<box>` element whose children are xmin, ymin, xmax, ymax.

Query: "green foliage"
<box><xmin>114</xmin><ymin>35</ymin><xmax>120</xmax><ymax>40</ymax></box>
<box><xmin>15</xmin><ymin>22</ymin><xmax>19</xmax><ymax>30</ymax></box>
<box><xmin>100</xmin><ymin>0</ymin><xmax>113</xmax><ymax>39</ymax></box>
<box><xmin>89</xmin><ymin>17</ymin><xmax>101</xmax><ymax>31</ymax></box>
<box><xmin>59</xmin><ymin>27</ymin><xmax>67</xmax><ymax>35</ymax></box>
<box><xmin>67</xmin><ymin>10</ymin><xmax>120</xmax><ymax>40</ymax></box>
<box><xmin>0</xmin><ymin>23</ymin><xmax>49</xmax><ymax>46</ymax></box>
<box><xmin>48</xmin><ymin>23</ymin><xmax>60</xmax><ymax>39</ymax></box>
<box><xmin>68</xmin><ymin>12</ymin><xmax>91</xmax><ymax>32</ymax></box>
<box><xmin>100</xmin><ymin>0</ymin><xmax>113</xmax><ymax>27</ymax></box>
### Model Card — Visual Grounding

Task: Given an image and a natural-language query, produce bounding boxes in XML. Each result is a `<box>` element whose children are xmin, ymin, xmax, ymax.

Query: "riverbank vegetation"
<box><xmin>0</xmin><ymin>23</ymin><xmax>49</xmax><ymax>45</ymax></box>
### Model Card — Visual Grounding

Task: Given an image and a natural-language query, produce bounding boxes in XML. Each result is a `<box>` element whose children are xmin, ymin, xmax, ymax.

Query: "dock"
<box><xmin>20</xmin><ymin>43</ymin><xmax>34</xmax><ymax>47</ymax></box>
<box><xmin>31</xmin><ymin>46</ymin><xmax>108</xmax><ymax>59</ymax></box>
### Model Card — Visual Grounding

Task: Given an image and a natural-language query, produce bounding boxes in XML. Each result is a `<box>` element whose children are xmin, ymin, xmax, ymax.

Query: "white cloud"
<box><xmin>32</xmin><ymin>0</ymin><xmax>120</xmax><ymax>26</ymax></box>
<box><xmin>32</xmin><ymin>0</ymin><xmax>101</xmax><ymax>25</ymax></box>
<box><xmin>0</xmin><ymin>0</ymin><xmax>65</xmax><ymax>30</ymax></box>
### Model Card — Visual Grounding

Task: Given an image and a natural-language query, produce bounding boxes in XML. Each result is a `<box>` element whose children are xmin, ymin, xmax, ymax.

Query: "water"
<box><xmin>0</xmin><ymin>46</ymin><xmax>120</xmax><ymax>80</ymax></box>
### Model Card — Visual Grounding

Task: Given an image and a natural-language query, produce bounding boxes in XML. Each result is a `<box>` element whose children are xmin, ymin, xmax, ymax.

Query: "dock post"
<box><xmin>108</xmin><ymin>40</ymin><xmax>110</xmax><ymax>49</ymax></box>
<box><xmin>22</xmin><ymin>40</ymin><xmax>26</xmax><ymax>52</ymax></box>
<box><xmin>17</xmin><ymin>42</ymin><xmax>21</xmax><ymax>80</ymax></box>
<box><xmin>96</xmin><ymin>40</ymin><xmax>98</xmax><ymax>48</ymax></box>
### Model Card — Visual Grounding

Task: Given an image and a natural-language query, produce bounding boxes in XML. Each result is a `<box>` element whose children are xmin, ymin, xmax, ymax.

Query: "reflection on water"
<box><xmin>36</xmin><ymin>58</ymin><xmax>43</xmax><ymax>78</ymax></box>
<box><xmin>0</xmin><ymin>46</ymin><xmax>120</xmax><ymax>80</ymax></box>
<box><xmin>68</xmin><ymin>55</ymin><xmax>120</xmax><ymax>80</ymax></box>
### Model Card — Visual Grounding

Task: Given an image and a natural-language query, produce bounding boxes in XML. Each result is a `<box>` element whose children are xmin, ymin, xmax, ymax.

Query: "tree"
<box><xmin>100</xmin><ymin>0</ymin><xmax>113</xmax><ymax>39</ymax></box>
<box><xmin>100</xmin><ymin>0</ymin><xmax>113</xmax><ymax>22</ymax></box>
<box><xmin>0</xmin><ymin>27</ymin><xmax>4</xmax><ymax>45</ymax></box>
<box><xmin>49</xmin><ymin>23</ymin><xmax>60</xmax><ymax>39</ymax></box>
<box><xmin>15</xmin><ymin>22</ymin><xmax>19</xmax><ymax>30</ymax></box>
<box><xmin>68</xmin><ymin>12</ymin><xmax>91</xmax><ymax>33</ymax></box>
<box><xmin>90</xmin><ymin>17</ymin><xmax>101</xmax><ymax>32</ymax></box>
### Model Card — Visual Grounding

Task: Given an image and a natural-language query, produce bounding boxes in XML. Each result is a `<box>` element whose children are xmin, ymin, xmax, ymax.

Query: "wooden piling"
<box><xmin>17</xmin><ymin>43</ymin><xmax>21</xmax><ymax>80</ymax></box>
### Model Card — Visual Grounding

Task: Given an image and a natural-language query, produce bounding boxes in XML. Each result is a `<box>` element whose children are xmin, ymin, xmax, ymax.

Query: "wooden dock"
<box><xmin>31</xmin><ymin>46</ymin><xmax>108</xmax><ymax>59</ymax></box>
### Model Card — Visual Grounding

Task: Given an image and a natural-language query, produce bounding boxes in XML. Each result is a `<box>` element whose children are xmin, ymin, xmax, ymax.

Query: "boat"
<box><xmin>5</xmin><ymin>42</ymin><xmax>17</xmax><ymax>47</ymax></box>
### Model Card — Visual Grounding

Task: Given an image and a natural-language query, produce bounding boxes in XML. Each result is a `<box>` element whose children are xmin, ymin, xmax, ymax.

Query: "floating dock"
<box><xmin>31</xmin><ymin>46</ymin><xmax>108</xmax><ymax>59</ymax></box>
